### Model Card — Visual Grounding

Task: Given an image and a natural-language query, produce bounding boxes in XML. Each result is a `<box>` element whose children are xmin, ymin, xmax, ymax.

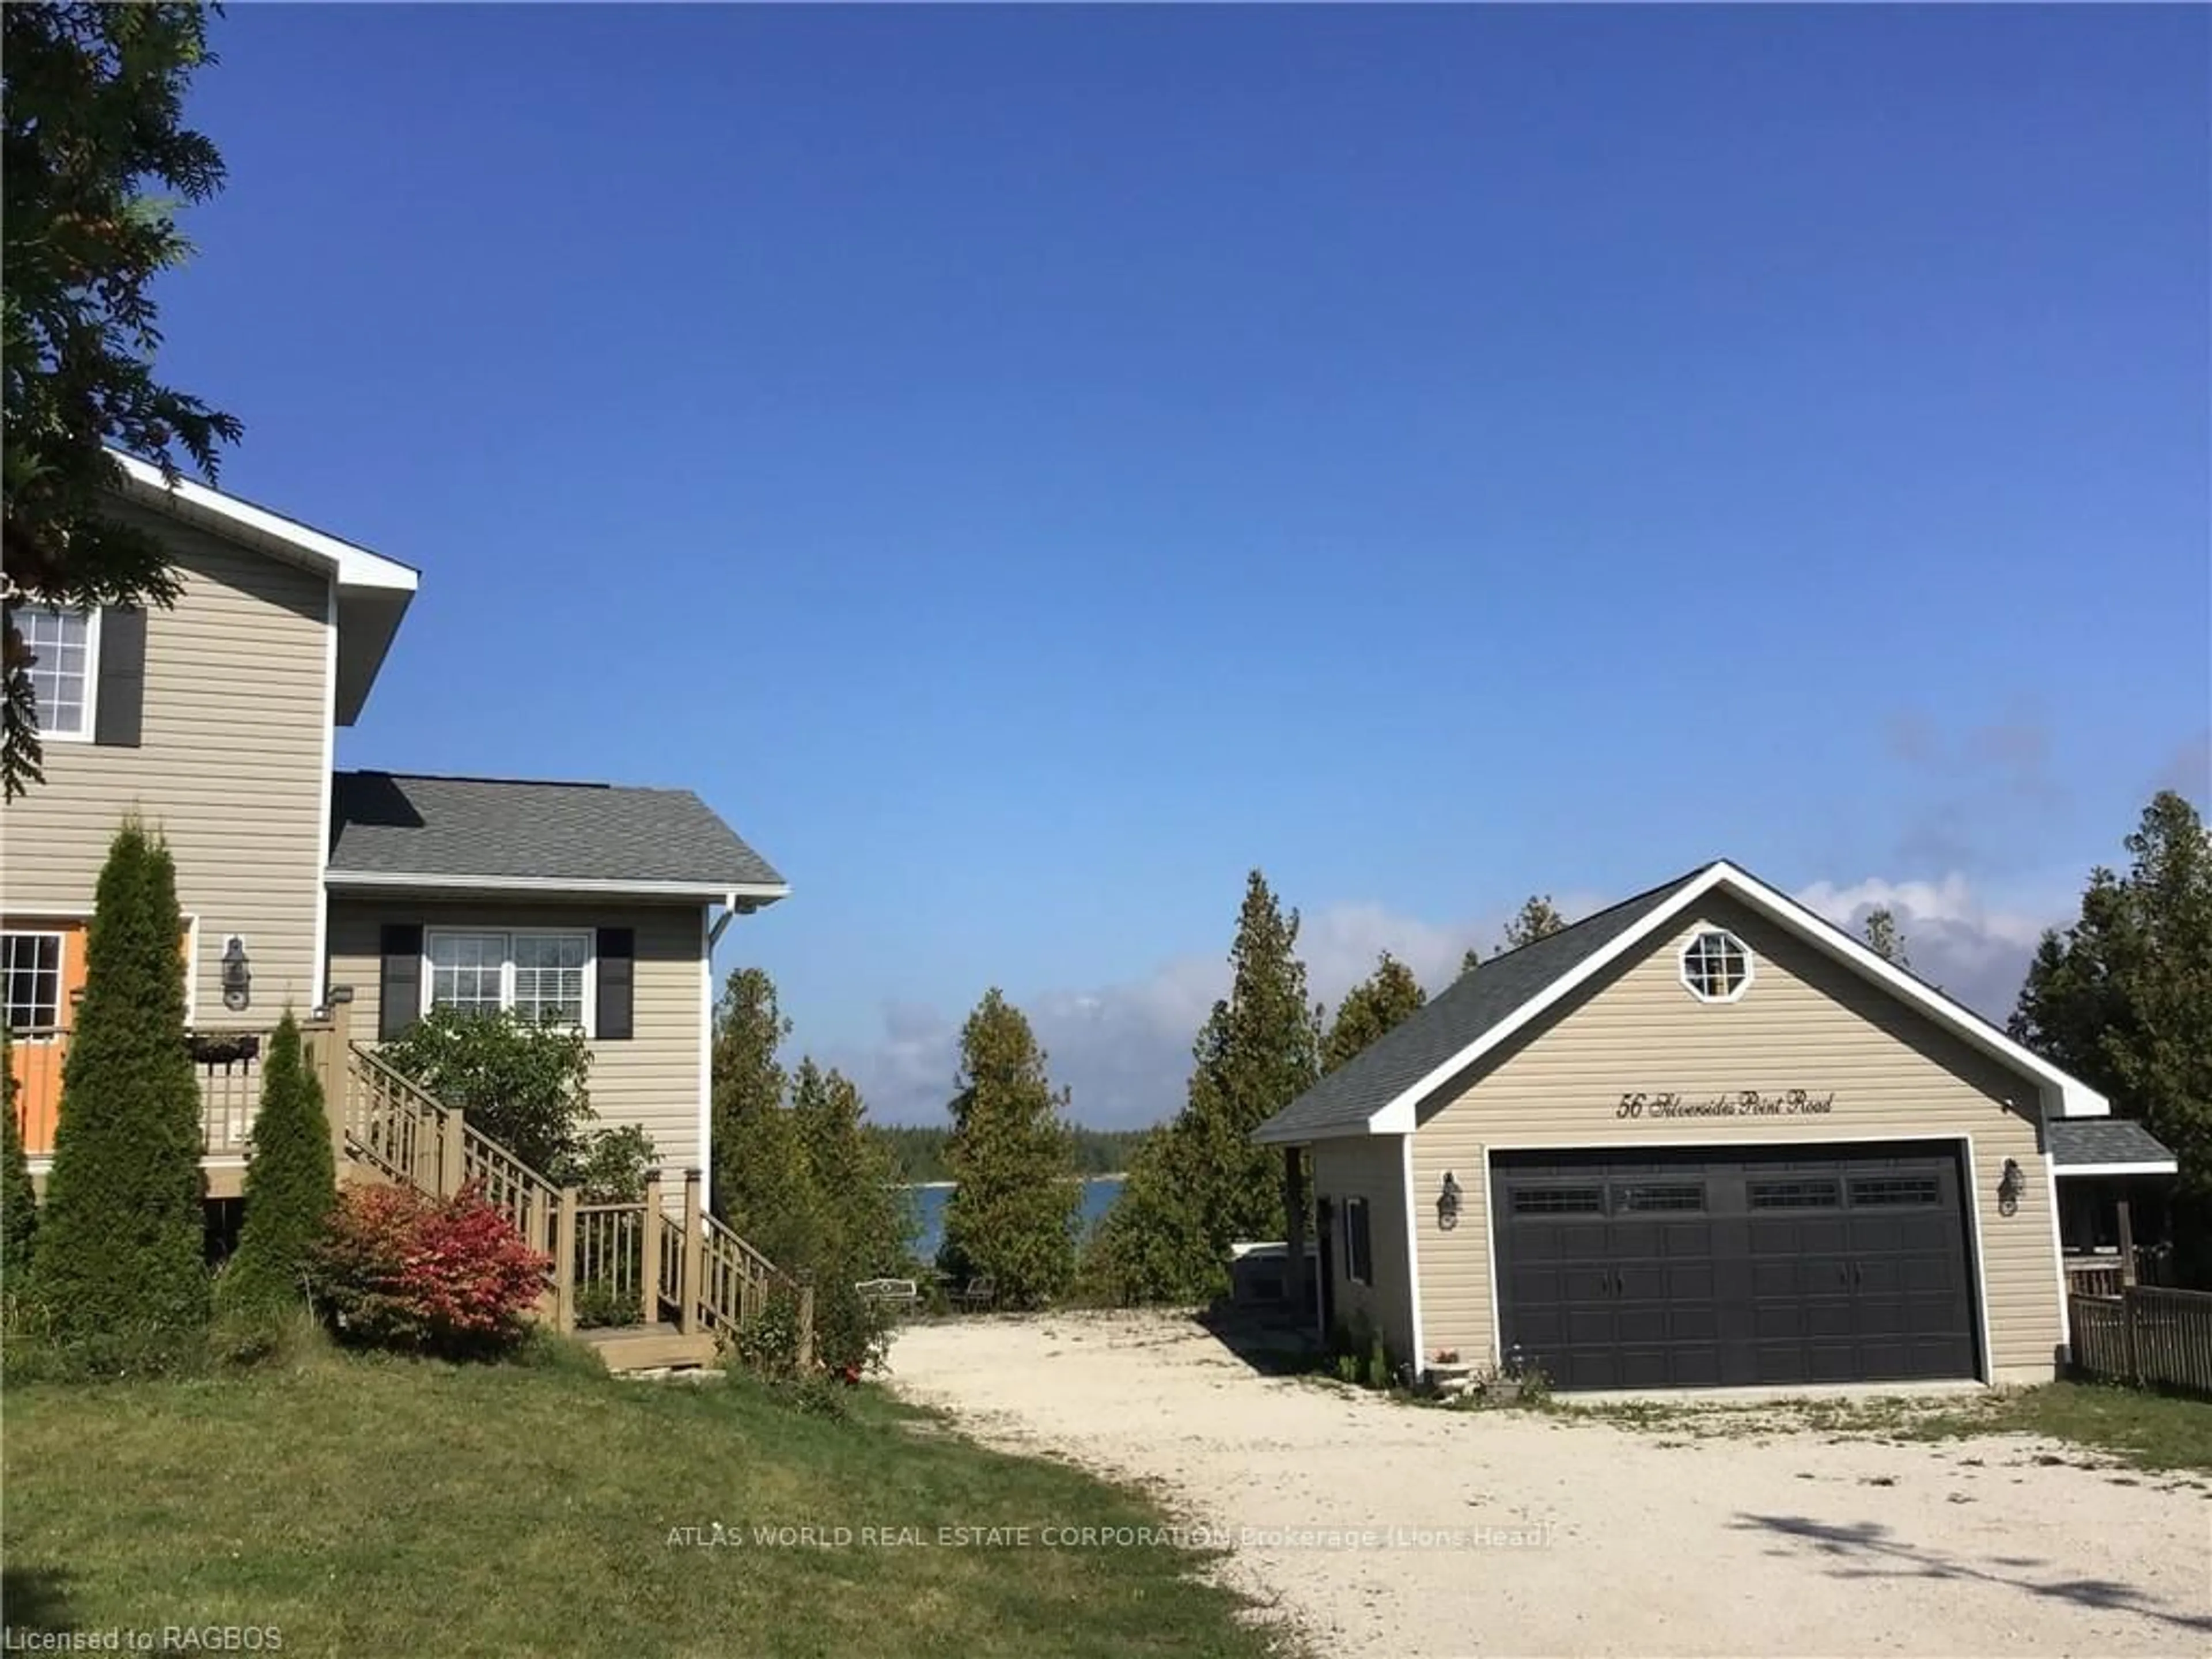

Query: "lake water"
<box><xmin>907</xmin><ymin>1177</ymin><xmax>1124</xmax><ymax>1264</ymax></box>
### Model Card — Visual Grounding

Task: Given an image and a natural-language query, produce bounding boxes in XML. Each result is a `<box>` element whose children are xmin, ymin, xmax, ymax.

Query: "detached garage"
<box><xmin>1255</xmin><ymin>860</ymin><xmax>2149</xmax><ymax>1392</ymax></box>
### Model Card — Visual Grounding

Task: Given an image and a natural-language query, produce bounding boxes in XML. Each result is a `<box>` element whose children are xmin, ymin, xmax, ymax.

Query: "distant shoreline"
<box><xmin>895</xmin><ymin>1174</ymin><xmax>1127</xmax><ymax>1192</ymax></box>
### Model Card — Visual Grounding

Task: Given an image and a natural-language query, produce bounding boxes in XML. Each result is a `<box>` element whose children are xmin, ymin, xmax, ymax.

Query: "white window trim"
<box><xmin>1343</xmin><ymin>1195</ymin><xmax>1373</xmax><ymax>1286</ymax></box>
<box><xmin>421</xmin><ymin>927</ymin><xmax>597</xmax><ymax>1033</ymax></box>
<box><xmin>11</xmin><ymin>605</ymin><xmax>101</xmax><ymax>743</ymax></box>
<box><xmin>1</xmin><ymin>929</ymin><xmax>69</xmax><ymax>1034</ymax></box>
<box><xmin>1677</xmin><ymin>926</ymin><xmax>1755</xmax><ymax>1005</ymax></box>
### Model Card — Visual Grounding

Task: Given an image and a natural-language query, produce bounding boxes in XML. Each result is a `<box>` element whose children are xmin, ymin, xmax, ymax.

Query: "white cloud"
<box><xmin>831</xmin><ymin>874</ymin><xmax>2074</xmax><ymax>1131</ymax></box>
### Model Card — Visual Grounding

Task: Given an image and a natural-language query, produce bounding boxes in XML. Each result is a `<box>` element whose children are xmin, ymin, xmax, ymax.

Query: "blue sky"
<box><xmin>160</xmin><ymin>7</ymin><xmax>2207</xmax><ymax>1124</ymax></box>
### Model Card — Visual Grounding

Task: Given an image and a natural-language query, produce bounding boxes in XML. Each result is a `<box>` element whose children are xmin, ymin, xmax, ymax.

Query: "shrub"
<box><xmin>377</xmin><ymin>1006</ymin><xmax>592</xmax><ymax>1175</ymax></box>
<box><xmin>562</xmin><ymin>1122</ymin><xmax>656</xmax><ymax>1202</ymax></box>
<box><xmin>31</xmin><ymin>819</ymin><xmax>208</xmax><ymax>1344</ymax></box>
<box><xmin>311</xmin><ymin>1183</ymin><xmax>548</xmax><ymax>1359</ymax></box>
<box><xmin>2</xmin><ymin>1027</ymin><xmax>36</xmax><ymax>1285</ymax></box>
<box><xmin>810</xmin><ymin>1278</ymin><xmax>894</xmax><ymax>1378</ymax></box>
<box><xmin>727</xmin><ymin>1286</ymin><xmax>806</xmax><ymax>1379</ymax></box>
<box><xmin>215</xmin><ymin>1012</ymin><xmax>335</xmax><ymax>1318</ymax></box>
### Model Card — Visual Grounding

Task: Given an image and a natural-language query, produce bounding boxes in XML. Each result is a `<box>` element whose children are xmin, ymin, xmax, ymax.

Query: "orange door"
<box><xmin>6</xmin><ymin>924</ymin><xmax>86</xmax><ymax>1156</ymax></box>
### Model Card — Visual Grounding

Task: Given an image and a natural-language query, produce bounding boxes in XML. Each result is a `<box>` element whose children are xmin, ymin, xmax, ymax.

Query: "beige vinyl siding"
<box><xmin>327</xmin><ymin>899</ymin><xmax>708</xmax><ymax>1181</ymax></box>
<box><xmin>1312</xmin><ymin>1133</ymin><xmax>1417</xmax><ymax>1364</ymax></box>
<box><xmin>1</xmin><ymin>502</ymin><xmax>329</xmax><ymax>1025</ymax></box>
<box><xmin>1410</xmin><ymin>893</ymin><xmax>2062</xmax><ymax>1382</ymax></box>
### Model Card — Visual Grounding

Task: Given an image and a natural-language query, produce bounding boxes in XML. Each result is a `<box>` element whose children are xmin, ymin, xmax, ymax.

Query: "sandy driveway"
<box><xmin>887</xmin><ymin>1311</ymin><xmax>2211</xmax><ymax>1658</ymax></box>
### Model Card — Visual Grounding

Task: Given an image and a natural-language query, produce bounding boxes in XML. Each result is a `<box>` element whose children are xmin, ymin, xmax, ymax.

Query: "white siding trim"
<box><xmin>329</xmin><ymin>870</ymin><xmax>790</xmax><ymax>903</ymax></box>
<box><xmin>1475</xmin><ymin>1130</ymin><xmax>2006</xmax><ymax>1387</ymax></box>
<box><xmin>698</xmin><ymin>904</ymin><xmax>713</xmax><ymax>1210</ymax></box>
<box><xmin>314</xmin><ymin>580</ymin><xmax>336</xmax><ymax>1007</ymax></box>
<box><xmin>2043</xmin><ymin>1154</ymin><xmax>2070</xmax><ymax>1366</ymax></box>
<box><xmin>1400</xmin><ymin>1134</ymin><xmax>1425</xmax><ymax>1370</ymax></box>
<box><xmin>110</xmin><ymin>452</ymin><xmax>418</xmax><ymax>593</ymax></box>
<box><xmin>2052</xmin><ymin>1160</ymin><xmax>2177</xmax><ymax>1177</ymax></box>
<box><xmin>1358</xmin><ymin>862</ymin><xmax>2107</xmax><ymax>1138</ymax></box>
<box><xmin>1479</xmin><ymin>1142</ymin><xmax>1501</xmax><ymax>1366</ymax></box>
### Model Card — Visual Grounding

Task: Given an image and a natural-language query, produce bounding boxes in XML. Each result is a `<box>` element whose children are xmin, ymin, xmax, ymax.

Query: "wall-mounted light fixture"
<box><xmin>220</xmin><ymin>935</ymin><xmax>252</xmax><ymax>1012</ymax></box>
<box><xmin>1438</xmin><ymin>1170</ymin><xmax>1464</xmax><ymax>1231</ymax></box>
<box><xmin>1998</xmin><ymin>1157</ymin><xmax>2024</xmax><ymax>1217</ymax></box>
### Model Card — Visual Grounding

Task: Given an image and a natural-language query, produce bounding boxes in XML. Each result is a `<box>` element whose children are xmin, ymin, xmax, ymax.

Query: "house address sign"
<box><xmin>1616</xmin><ymin>1089</ymin><xmax>1836</xmax><ymax>1120</ymax></box>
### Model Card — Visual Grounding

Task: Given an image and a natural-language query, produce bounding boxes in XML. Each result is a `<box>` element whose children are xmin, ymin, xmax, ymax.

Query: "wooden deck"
<box><xmin>14</xmin><ymin>997</ymin><xmax>808</xmax><ymax>1374</ymax></box>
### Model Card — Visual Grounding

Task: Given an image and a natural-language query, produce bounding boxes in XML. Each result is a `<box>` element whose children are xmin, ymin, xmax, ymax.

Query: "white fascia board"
<box><xmin>2052</xmin><ymin>1160</ymin><xmax>2178</xmax><ymax>1177</ymax></box>
<box><xmin>327</xmin><ymin>870</ymin><xmax>791</xmax><ymax>903</ymax></box>
<box><xmin>110</xmin><ymin>452</ymin><xmax>419</xmax><ymax>594</ymax></box>
<box><xmin>1367</xmin><ymin>859</ymin><xmax>2109</xmax><ymax>1135</ymax></box>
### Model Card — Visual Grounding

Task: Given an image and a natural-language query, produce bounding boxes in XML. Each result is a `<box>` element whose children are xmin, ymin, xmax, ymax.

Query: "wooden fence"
<box><xmin>2069</xmin><ymin>1285</ymin><xmax>2212</xmax><ymax>1397</ymax></box>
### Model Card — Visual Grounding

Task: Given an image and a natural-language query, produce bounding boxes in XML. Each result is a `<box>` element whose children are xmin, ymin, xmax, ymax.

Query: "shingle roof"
<box><xmin>327</xmin><ymin>771</ymin><xmax>785</xmax><ymax>893</ymax></box>
<box><xmin>2047</xmin><ymin>1118</ymin><xmax>2177</xmax><ymax>1171</ymax></box>
<box><xmin>1253</xmin><ymin>868</ymin><xmax>1710</xmax><ymax>1144</ymax></box>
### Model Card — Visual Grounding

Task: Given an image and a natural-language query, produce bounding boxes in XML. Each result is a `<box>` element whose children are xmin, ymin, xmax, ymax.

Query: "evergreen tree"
<box><xmin>710</xmin><ymin>967</ymin><xmax>802</xmax><ymax>1253</ymax></box>
<box><xmin>2012</xmin><ymin>791</ymin><xmax>2212</xmax><ymax>1275</ymax></box>
<box><xmin>941</xmin><ymin>990</ymin><xmax>1078</xmax><ymax>1308</ymax></box>
<box><xmin>1080</xmin><ymin>1121</ymin><xmax>1216</xmax><ymax>1304</ymax></box>
<box><xmin>1323</xmin><ymin>952</ymin><xmax>1427</xmax><ymax>1075</ymax></box>
<box><xmin>791</xmin><ymin>1057</ymin><xmax>910</xmax><ymax>1279</ymax></box>
<box><xmin>1861</xmin><ymin>907</ymin><xmax>1911</xmax><ymax>968</ymax></box>
<box><xmin>31</xmin><ymin>820</ymin><xmax>207</xmax><ymax>1342</ymax></box>
<box><xmin>1176</xmin><ymin>872</ymin><xmax>1321</xmax><ymax>1259</ymax></box>
<box><xmin>215</xmin><ymin>1012</ymin><xmax>334</xmax><ymax>1316</ymax></box>
<box><xmin>2</xmin><ymin>1028</ymin><xmax>36</xmax><ymax>1285</ymax></box>
<box><xmin>1497</xmin><ymin>894</ymin><xmax>1568</xmax><ymax>955</ymax></box>
<box><xmin>1459</xmin><ymin>946</ymin><xmax>1483</xmax><ymax>978</ymax></box>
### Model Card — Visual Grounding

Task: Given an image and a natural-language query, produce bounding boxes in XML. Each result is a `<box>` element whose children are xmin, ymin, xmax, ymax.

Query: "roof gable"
<box><xmin>1253</xmin><ymin>859</ymin><xmax>2108</xmax><ymax>1145</ymax></box>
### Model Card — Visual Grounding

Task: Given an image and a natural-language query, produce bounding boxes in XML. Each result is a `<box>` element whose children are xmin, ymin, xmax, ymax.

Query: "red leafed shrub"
<box><xmin>312</xmin><ymin>1183</ymin><xmax>550</xmax><ymax>1358</ymax></box>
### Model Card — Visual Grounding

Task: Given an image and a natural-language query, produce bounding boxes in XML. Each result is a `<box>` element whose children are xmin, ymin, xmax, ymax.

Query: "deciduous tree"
<box><xmin>1861</xmin><ymin>907</ymin><xmax>1910</xmax><ymax>968</ymax></box>
<box><xmin>941</xmin><ymin>989</ymin><xmax>1078</xmax><ymax>1308</ymax></box>
<box><xmin>31</xmin><ymin>820</ymin><xmax>207</xmax><ymax>1346</ymax></box>
<box><xmin>3</xmin><ymin>2</ymin><xmax>242</xmax><ymax>798</ymax></box>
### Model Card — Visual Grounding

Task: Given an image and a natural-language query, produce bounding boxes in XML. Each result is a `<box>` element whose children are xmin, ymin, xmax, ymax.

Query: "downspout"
<box><xmin>708</xmin><ymin>891</ymin><xmax>739</xmax><ymax>951</ymax></box>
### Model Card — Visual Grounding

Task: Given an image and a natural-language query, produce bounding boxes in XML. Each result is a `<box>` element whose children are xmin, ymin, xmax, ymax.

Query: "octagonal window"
<box><xmin>1680</xmin><ymin>929</ymin><xmax>1752</xmax><ymax>1003</ymax></box>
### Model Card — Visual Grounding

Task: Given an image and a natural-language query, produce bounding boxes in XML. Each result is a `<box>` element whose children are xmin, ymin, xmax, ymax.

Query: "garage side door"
<box><xmin>1493</xmin><ymin>1143</ymin><xmax>1979</xmax><ymax>1392</ymax></box>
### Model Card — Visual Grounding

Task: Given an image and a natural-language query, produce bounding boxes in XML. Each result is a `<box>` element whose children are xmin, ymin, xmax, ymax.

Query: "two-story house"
<box><xmin>3</xmin><ymin>456</ymin><xmax>786</xmax><ymax>1208</ymax></box>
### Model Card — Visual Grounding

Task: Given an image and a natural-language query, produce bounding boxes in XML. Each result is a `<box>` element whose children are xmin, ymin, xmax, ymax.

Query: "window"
<box><xmin>1749</xmin><ymin>1177</ymin><xmax>1841</xmax><ymax>1210</ymax></box>
<box><xmin>2</xmin><ymin>932</ymin><xmax>64</xmax><ymax>1031</ymax></box>
<box><xmin>1850</xmin><ymin>1175</ymin><xmax>1941</xmax><ymax>1208</ymax></box>
<box><xmin>8</xmin><ymin>605</ymin><xmax>96</xmax><ymax>739</ymax></box>
<box><xmin>1679</xmin><ymin>929</ymin><xmax>1752</xmax><ymax>1003</ymax></box>
<box><xmin>1616</xmin><ymin>1183</ymin><xmax>1704</xmax><ymax>1213</ymax></box>
<box><xmin>1342</xmin><ymin>1196</ymin><xmax>1373</xmax><ymax>1285</ymax></box>
<box><xmin>512</xmin><ymin>932</ymin><xmax>588</xmax><ymax>1027</ymax></box>
<box><xmin>1512</xmin><ymin>1185</ymin><xmax>1605</xmax><ymax>1215</ymax></box>
<box><xmin>425</xmin><ymin>930</ymin><xmax>593</xmax><ymax>1028</ymax></box>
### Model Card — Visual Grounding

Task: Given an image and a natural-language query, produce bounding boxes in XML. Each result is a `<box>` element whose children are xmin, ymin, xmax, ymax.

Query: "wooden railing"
<box><xmin>2069</xmin><ymin>1285</ymin><xmax>2212</xmax><ymax>1397</ymax></box>
<box><xmin>16</xmin><ymin>988</ymin><xmax>804</xmax><ymax>1361</ymax></box>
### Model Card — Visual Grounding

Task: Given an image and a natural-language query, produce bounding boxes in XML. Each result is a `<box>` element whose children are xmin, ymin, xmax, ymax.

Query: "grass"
<box><xmin>1</xmin><ymin>1339</ymin><xmax>1284</xmax><ymax>1659</ymax></box>
<box><xmin>1569</xmin><ymin>1382</ymin><xmax>2212</xmax><ymax>1474</ymax></box>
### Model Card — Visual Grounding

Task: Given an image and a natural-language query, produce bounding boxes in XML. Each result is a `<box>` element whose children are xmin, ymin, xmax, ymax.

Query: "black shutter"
<box><xmin>378</xmin><ymin>924</ymin><xmax>423</xmax><ymax>1040</ymax></box>
<box><xmin>93</xmin><ymin>607</ymin><xmax>146</xmax><ymax>747</ymax></box>
<box><xmin>596</xmin><ymin>928</ymin><xmax>635</xmax><ymax>1041</ymax></box>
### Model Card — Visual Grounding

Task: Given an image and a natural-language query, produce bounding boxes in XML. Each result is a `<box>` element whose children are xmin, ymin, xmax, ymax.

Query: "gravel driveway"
<box><xmin>887</xmin><ymin>1310</ymin><xmax>2211</xmax><ymax>1658</ymax></box>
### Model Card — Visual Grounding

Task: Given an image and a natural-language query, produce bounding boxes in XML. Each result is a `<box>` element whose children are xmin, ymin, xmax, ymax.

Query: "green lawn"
<box><xmin>2</xmin><ymin>1345</ymin><xmax>1282</xmax><ymax>1658</ymax></box>
<box><xmin>1571</xmin><ymin>1382</ymin><xmax>2212</xmax><ymax>1474</ymax></box>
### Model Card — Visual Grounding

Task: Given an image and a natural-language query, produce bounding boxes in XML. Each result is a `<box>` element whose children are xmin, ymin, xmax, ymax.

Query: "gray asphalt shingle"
<box><xmin>2047</xmin><ymin>1118</ymin><xmax>2176</xmax><ymax>1170</ymax></box>
<box><xmin>1254</xmin><ymin>868</ymin><xmax>1709</xmax><ymax>1143</ymax></box>
<box><xmin>327</xmin><ymin>771</ymin><xmax>785</xmax><ymax>891</ymax></box>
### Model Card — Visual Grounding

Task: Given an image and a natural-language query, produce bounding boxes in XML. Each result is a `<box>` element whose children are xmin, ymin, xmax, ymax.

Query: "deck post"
<box><xmin>640</xmin><ymin>1169</ymin><xmax>665</xmax><ymax>1324</ymax></box>
<box><xmin>554</xmin><ymin>1185</ymin><xmax>579</xmax><ymax>1335</ymax></box>
<box><xmin>318</xmin><ymin>990</ymin><xmax>353</xmax><ymax>1168</ymax></box>
<box><xmin>1282</xmin><ymin>1146</ymin><xmax>1309</xmax><ymax>1319</ymax></box>
<box><xmin>797</xmin><ymin>1273</ymin><xmax>816</xmax><ymax>1372</ymax></box>
<box><xmin>679</xmin><ymin>1168</ymin><xmax>705</xmax><ymax>1338</ymax></box>
<box><xmin>2122</xmin><ymin>1285</ymin><xmax>2141</xmax><ymax>1385</ymax></box>
<box><xmin>438</xmin><ymin>1108</ymin><xmax>467</xmax><ymax>1199</ymax></box>
<box><xmin>2117</xmin><ymin>1198</ymin><xmax>2139</xmax><ymax>1288</ymax></box>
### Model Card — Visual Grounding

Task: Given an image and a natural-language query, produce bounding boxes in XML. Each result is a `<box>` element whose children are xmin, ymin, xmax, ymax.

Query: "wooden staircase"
<box><xmin>314</xmin><ymin>999</ymin><xmax>807</xmax><ymax>1374</ymax></box>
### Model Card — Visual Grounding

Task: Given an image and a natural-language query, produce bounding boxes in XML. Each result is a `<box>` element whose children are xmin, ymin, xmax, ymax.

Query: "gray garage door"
<box><xmin>1492</xmin><ymin>1143</ymin><xmax>1979</xmax><ymax>1391</ymax></box>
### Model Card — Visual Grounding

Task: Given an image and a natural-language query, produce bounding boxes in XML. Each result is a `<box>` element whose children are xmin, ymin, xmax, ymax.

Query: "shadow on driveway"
<box><xmin>1734</xmin><ymin>1512</ymin><xmax>2212</xmax><ymax>1638</ymax></box>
